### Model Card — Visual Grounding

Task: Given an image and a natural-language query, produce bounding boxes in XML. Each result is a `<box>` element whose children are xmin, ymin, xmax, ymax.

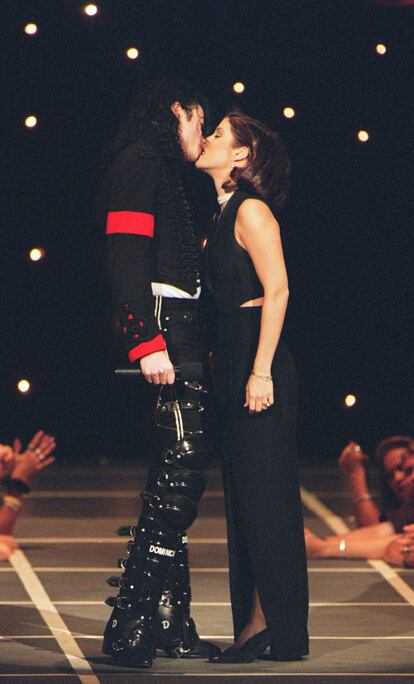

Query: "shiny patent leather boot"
<box><xmin>102</xmin><ymin>521</ymin><xmax>180</xmax><ymax>668</ymax></box>
<box><xmin>154</xmin><ymin>535</ymin><xmax>221</xmax><ymax>660</ymax></box>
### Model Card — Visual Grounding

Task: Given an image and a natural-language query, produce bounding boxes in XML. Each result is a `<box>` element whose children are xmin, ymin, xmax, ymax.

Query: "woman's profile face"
<box><xmin>195</xmin><ymin>117</ymin><xmax>236</xmax><ymax>173</ymax></box>
<box><xmin>383</xmin><ymin>447</ymin><xmax>414</xmax><ymax>501</ymax></box>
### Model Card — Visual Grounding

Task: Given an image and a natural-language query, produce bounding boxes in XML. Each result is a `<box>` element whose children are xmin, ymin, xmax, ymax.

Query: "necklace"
<box><xmin>217</xmin><ymin>191</ymin><xmax>235</xmax><ymax>206</ymax></box>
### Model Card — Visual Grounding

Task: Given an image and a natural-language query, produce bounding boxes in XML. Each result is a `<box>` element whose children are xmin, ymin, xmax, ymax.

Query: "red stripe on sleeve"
<box><xmin>128</xmin><ymin>333</ymin><xmax>167</xmax><ymax>362</ymax></box>
<box><xmin>106</xmin><ymin>211</ymin><xmax>155</xmax><ymax>238</ymax></box>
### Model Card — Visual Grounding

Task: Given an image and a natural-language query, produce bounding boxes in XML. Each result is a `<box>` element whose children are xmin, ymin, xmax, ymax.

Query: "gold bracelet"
<box><xmin>2</xmin><ymin>495</ymin><xmax>23</xmax><ymax>513</ymax></box>
<box><xmin>251</xmin><ymin>369</ymin><xmax>272</xmax><ymax>382</ymax></box>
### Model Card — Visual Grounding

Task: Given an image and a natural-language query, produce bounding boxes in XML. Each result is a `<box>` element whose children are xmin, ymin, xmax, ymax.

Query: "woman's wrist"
<box><xmin>251</xmin><ymin>369</ymin><xmax>272</xmax><ymax>381</ymax></box>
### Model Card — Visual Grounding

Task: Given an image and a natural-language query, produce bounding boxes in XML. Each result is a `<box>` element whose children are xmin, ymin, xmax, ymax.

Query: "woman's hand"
<box><xmin>383</xmin><ymin>533</ymin><xmax>414</xmax><ymax>567</ymax></box>
<box><xmin>244</xmin><ymin>374</ymin><xmax>274</xmax><ymax>414</ymax></box>
<box><xmin>11</xmin><ymin>431</ymin><xmax>56</xmax><ymax>485</ymax></box>
<box><xmin>140</xmin><ymin>350</ymin><xmax>175</xmax><ymax>385</ymax></box>
<box><xmin>0</xmin><ymin>445</ymin><xmax>15</xmax><ymax>480</ymax></box>
<box><xmin>338</xmin><ymin>441</ymin><xmax>369</xmax><ymax>477</ymax></box>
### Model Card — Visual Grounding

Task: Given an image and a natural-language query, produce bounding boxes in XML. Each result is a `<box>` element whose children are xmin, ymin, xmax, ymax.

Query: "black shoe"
<box><xmin>209</xmin><ymin>629</ymin><xmax>270</xmax><ymax>664</ymax></box>
<box><xmin>109</xmin><ymin>617</ymin><xmax>155</xmax><ymax>669</ymax></box>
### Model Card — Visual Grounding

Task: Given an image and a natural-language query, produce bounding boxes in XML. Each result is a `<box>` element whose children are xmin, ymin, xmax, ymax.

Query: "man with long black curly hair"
<box><xmin>102</xmin><ymin>81</ymin><xmax>220</xmax><ymax>668</ymax></box>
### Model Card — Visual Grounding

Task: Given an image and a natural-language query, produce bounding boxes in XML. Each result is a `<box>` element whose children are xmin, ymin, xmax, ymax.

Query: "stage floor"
<box><xmin>1</xmin><ymin>464</ymin><xmax>414</xmax><ymax>683</ymax></box>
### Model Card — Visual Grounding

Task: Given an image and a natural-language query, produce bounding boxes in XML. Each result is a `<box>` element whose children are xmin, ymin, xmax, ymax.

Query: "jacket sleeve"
<box><xmin>105</xmin><ymin>144</ymin><xmax>166</xmax><ymax>363</ymax></box>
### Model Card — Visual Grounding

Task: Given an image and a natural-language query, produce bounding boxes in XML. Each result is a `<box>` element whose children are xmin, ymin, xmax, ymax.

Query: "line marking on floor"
<box><xmin>300</xmin><ymin>487</ymin><xmax>414</xmax><ymax>607</ymax></box>
<box><xmin>0</xmin><ymin>675</ymin><xmax>414</xmax><ymax>681</ymax></box>
<box><xmin>28</xmin><ymin>490</ymin><xmax>225</xmax><ymax>499</ymax></box>
<box><xmin>2</xmin><ymin>634</ymin><xmax>414</xmax><ymax>641</ymax></box>
<box><xmin>14</xmin><ymin>536</ymin><xmax>228</xmax><ymax>544</ymax></box>
<box><xmin>2</xmin><ymin>565</ymin><xmax>413</xmax><ymax>573</ymax></box>
<box><xmin>8</xmin><ymin>549</ymin><xmax>99</xmax><ymax>684</ymax></box>
<box><xmin>0</xmin><ymin>600</ymin><xmax>410</xmax><ymax>607</ymax></box>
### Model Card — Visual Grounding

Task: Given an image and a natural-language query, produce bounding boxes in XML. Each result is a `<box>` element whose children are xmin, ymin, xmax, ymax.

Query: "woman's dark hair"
<box><xmin>110</xmin><ymin>80</ymin><xmax>209</xmax><ymax>289</ymax></box>
<box><xmin>222</xmin><ymin>110</ymin><xmax>291</xmax><ymax>211</ymax></box>
<box><xmin>375</xmin><ymin>435</ymin><xmax>413</xmax><ymax>513</ymax></box>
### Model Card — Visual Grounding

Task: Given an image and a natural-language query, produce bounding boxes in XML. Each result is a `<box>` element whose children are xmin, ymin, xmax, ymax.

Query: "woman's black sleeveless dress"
<box><xmin>204</xmin><ymin>190</ymin><xmax>309</xmax><ymax>659</ymax></box>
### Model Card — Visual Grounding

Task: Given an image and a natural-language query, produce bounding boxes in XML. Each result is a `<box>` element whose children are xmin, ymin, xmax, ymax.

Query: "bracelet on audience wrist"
<box><xmin>354</xmin><ymin>494</ymin><xmax>373</xmax><ymax>504</ymax></box>
<box><xmin>2</xmin><ymin>495</ymin><xmax>23</xmax><ymax>513</ymax></box>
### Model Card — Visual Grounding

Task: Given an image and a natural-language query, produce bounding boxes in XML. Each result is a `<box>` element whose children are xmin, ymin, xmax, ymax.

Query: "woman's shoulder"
<box><xmin>235</xmin><ymin>192</ymin><xmax>277</xmax><ymax>227</ymax></box>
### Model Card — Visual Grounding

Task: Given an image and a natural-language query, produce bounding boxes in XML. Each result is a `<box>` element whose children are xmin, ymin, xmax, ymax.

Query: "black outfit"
<box><xmin>103</xmin><ymin>133</ymin><xmax>219</xmax><ymax>666</ymax></box>
<box><xmin>204</xmin><ymin>190</ymin><xmax>309</xmax><ymax>660</ymax></box>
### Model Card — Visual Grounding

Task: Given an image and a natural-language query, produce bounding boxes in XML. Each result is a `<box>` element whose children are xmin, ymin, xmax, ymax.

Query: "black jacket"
<box><xmin>105</xmin><ymin>136</ymin><xmax>201</xmax><ymax>362</ymax></box>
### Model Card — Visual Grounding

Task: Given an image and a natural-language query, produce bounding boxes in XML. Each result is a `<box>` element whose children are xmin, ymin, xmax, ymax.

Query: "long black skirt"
<box><xmin>216</xmin><ymin>306</ymin><xmax>309</xmax><ymax>659</ymax></box>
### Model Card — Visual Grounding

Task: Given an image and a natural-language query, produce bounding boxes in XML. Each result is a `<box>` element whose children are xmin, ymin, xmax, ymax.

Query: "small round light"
<box><xmin>25</xmin><ymin>115</ymin><xmax>38</xmax><ymax>128</ymax></box>
<box><xmin>357</xmin><ymin>130</ymin><xmax>369</xmax><ymax>142</ymax></box>
<box><xmin>24</xmin><ymin>23</ymin><xmax>38</xmax><ymax>35</ymax></box>
<box><xmin>29</xmin><ymin>247</ymin><xmax>45</xmax><ymax>262</ymax></box>
<box><xmin>126</xmin><ymin>47</ymin><xmax>140</xmax><ymax>60</ymax></box>
<box><xmin>17</xmin><ymin>380</ymin><xmax>31</xmax><ymax>394</ymax></box>
<box><xmin>283</xmin><ymin>107</ymin><xmax>295</xmax><ymax>119</ymax></box>
<box><xmin>233</xmin><ymin>82</ymin><xmax>245</xmax><ymax>94</ymax></box>
<box><xmin>84</xmin><ymin>4</ymin><xmax>98</xmax><ymax>16</ymax></box>
<box><xmin>344</xmin><ymin>394</ymin><xmax>357</xmax><ymax>408</ymax></box>
<box><xmin>376</xmin><ymin>44</ymin><xmax>387</xmax><ymax>55</ymax></box>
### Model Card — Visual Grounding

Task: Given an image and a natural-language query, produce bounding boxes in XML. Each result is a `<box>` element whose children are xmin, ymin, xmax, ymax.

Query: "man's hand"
<box><xmin>140</xmin><ymin>350</ymin><xmax>175</xmax><ymax>385</ymax></box>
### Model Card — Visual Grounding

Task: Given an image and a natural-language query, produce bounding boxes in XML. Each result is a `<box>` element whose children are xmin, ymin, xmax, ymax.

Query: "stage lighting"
<box><xmin>376</xmin><ymin>43</ymin><xmax>387</xmax><ymax>55</ymax></box>
<box><xmin>84</xmin><ymin>4</ymin><xmax>98</xmax><ymax>16</ymax></box>
<box><xmin>283</xmin><ymin>107</ymin><xmax>295</xmax><ymax>119</ymax></box>
<box><xmin>24</xmin><ymin>23</ymin><xmax>38</xmax><ymax>35</ymax></box>
<box><xmin>126</xmin><ymin>47</ymin><xmax>140</xmax><ymax>60</ymax></box>
<box><xmin>233</xmin><ymin>82</ymin><xmax>245</xmax><ymax>94</ymax></box>
<box><xmin>29</xmin><ymin>247</ymin><xmax>45</xmax><ymax>262</ymax></box>
<box><xmin>25</xmin><ymin>116</ymin><xmax>37</xmax><ymax>128</ymax></box>
<box><xmin>357</xmin><ymin>130</ymin><xmax>369</xmax><ymax>142</ymax></box>
<box><xmin>17</xmin><ymin>380</ymin><xmax>31</xmax><ymax>394</ymax></box>
<box><xmin>344</xmin><ymin>394</ymin><xmax>357</xmax><ymax>408</ymax></box>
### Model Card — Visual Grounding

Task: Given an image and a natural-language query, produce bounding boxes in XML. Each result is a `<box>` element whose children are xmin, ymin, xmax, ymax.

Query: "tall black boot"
<box><xmin>102</xmin><ymin>518</ymin><xmax>180</xmax><ymax>668</ymax></box>
<box><xmin>154</xmin><ymin>534</ymin><xmax>222</xmax><ymax>660</ymax></box>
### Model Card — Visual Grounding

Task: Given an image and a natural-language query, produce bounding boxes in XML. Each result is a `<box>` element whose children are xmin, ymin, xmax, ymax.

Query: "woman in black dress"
<box><xmin>196</xmin><ymin>111</ymin><xmax>309</xmax><ymax>663</ymax></box>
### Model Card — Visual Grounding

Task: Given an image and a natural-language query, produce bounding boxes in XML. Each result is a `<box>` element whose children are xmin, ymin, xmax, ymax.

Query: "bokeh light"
<box><xmin>357</xmin><ymin>130</ymin><xmax>369</xmax><ymax>142</ymax></box>
<box><xmin>29</xmin><ymin>247</ymin><xmax>45</xmax><ymax>262</ymax></box>
<box><xmin>17</xmin><ymin>380</ymin><xmax>31</xmax><ymax>394</ymax></box>
<box><xmin>25</xmin><ymin>116</ymin><xmax>38</xmax><ymax>128</ymax></box>
<box><xmin>233</xmin><ymin>82</ymin><xmax>245</xmax><ymax>94</ymax></box>
<box><xmin>376</xmin><ymin>43</ymin><xmax>387</xmax><ymax>55</ymax></box>
<box><xmin>83</xmin><ymin>4</ymin><xmax>98</xmax><ymax>16</ymax></box>
<box><xmin>283</xmin><ymin>107</ymin><xmax>295</xmax><ymax>119</ymax></box>
<box><xmin>24</xmin><ymin>23</ymin><xmax>38</xmax><ymax>35</ymax></box>
<box><xmin>126</xmin><ymin>47</ymin><xmax>140</xmax><ymax>60</ymax></box>
<box><xmin>344</xmin><ymin>394</ymin><xmax>357</xmax><ymax>408</ymax></box>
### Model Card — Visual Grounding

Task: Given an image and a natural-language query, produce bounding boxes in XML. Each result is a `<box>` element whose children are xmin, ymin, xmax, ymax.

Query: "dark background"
<box><xmin>1</xmin><ymin>0</ymin><xmax>412</xmax><ymax>465</ymax></box>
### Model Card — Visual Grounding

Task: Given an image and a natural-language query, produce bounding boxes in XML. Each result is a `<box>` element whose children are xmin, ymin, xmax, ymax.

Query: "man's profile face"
<box><xmin>172</xmin><ymin>103</ymin><xmax>205</xmax><ymax>162</ymax></box>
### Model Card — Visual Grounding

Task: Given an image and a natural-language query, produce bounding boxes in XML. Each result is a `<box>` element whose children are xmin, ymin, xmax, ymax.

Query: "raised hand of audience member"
<box><xmin>338</xmin><ymin>441</ymin><xmax>369</xmax><ymax>477</ymax></box>
<box><xmin>0</xmin><ymin>445</ymin><xmax>15</xmax><ymax>480</ymax></box>
<box><xmin>11</xmin><ymin>431</ymin><xmax>56</xmax><ymax>486</ymax></box>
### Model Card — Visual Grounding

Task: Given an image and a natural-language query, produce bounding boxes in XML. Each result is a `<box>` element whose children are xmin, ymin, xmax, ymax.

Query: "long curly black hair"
<box><xmin>110</xmin><ymin>80</ymin><xmax>209</xmax><ymax>290</ymax></box>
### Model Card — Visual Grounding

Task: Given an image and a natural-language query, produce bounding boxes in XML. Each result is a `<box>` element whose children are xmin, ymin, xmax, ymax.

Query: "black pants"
<box><xmin>216</xmin><ymin>306</ymin><xmax>309</xmax><ymax>659</ymax></box>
